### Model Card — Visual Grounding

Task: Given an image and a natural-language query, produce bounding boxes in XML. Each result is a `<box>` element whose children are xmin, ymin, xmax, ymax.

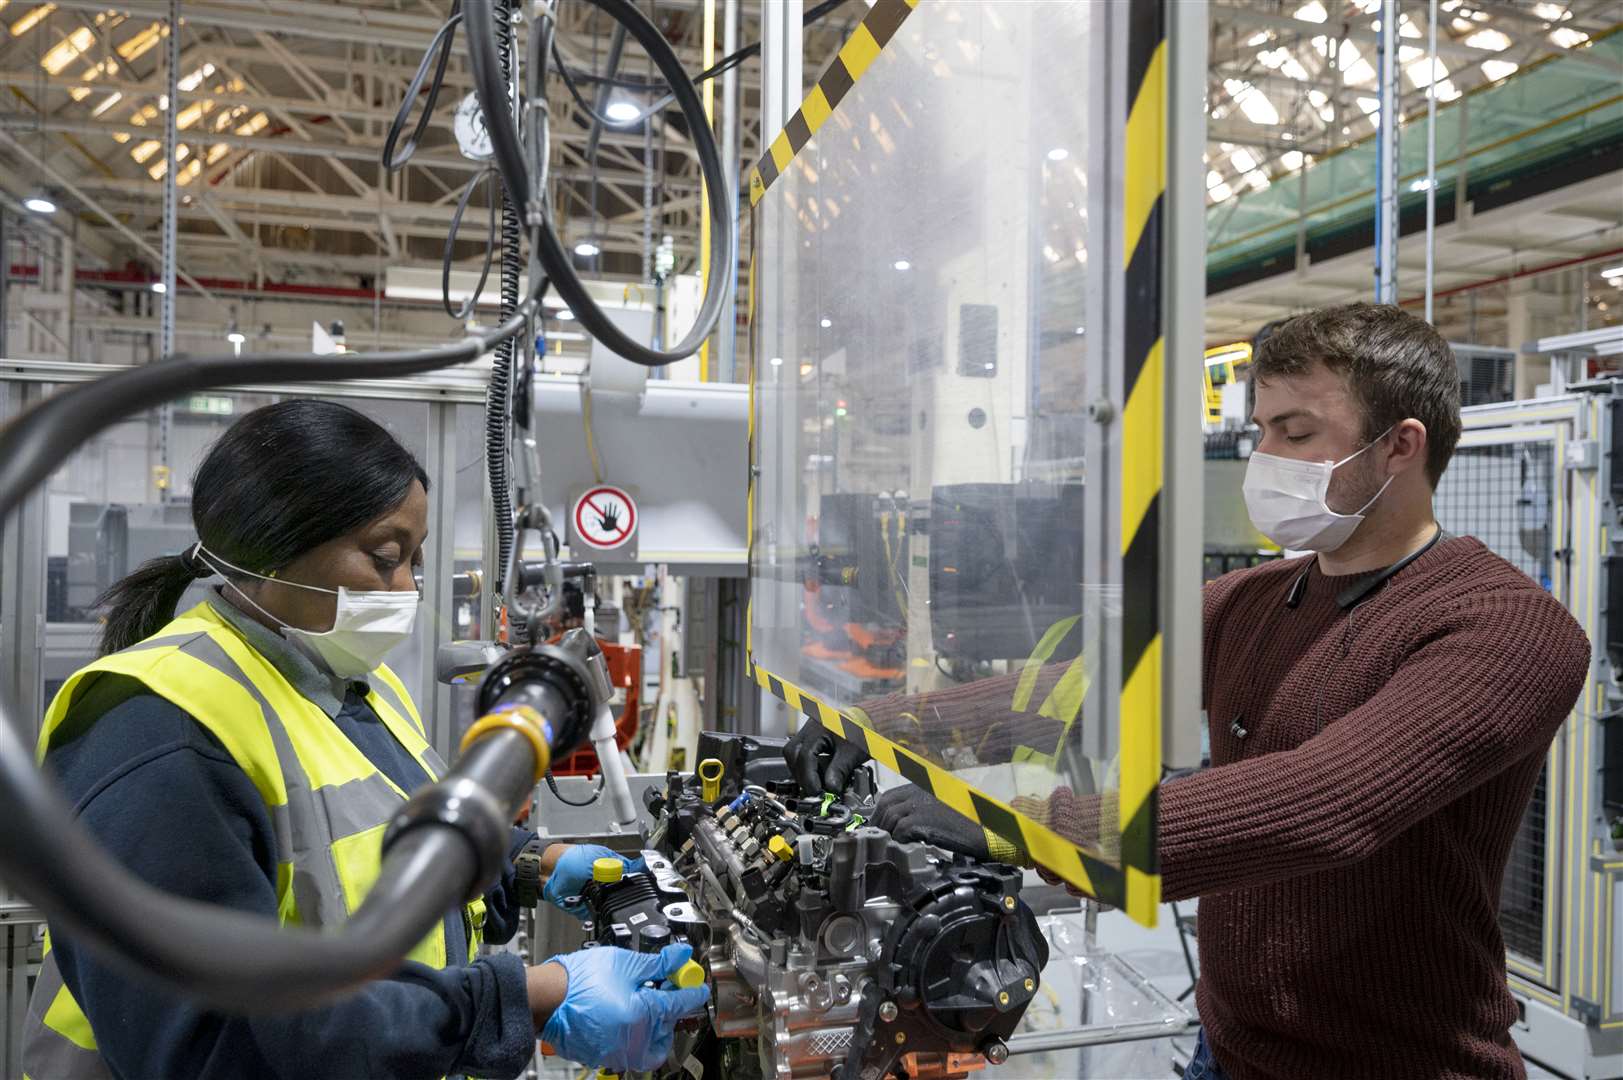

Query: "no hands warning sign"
<box><xmin>572</xmin><ymin>485</ymin><xmax>637</xmax><ymax>551</ymax></box>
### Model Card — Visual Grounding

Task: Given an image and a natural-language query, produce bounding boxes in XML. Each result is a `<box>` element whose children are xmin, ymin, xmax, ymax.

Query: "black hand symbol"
<box><xmin>598</xmin><ymin>505</ymin><xmax>621</xmax><ymax>533</ymax></box>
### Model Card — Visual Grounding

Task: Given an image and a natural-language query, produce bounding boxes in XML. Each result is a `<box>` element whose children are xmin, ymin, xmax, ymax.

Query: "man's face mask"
<box><xmin>1242</xmin><ymin>427</ymin><xmax>1394</xmax><ymax>552</ymax></box>
<box><xmin>194</xmin><ymin>544</ymin><xmax>419</xmax><ymax>678</ymax></box>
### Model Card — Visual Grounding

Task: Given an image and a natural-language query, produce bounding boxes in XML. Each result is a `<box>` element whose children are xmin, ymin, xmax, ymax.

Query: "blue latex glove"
<box><xmin>541</xmin><ymin>943</ymin><xmax>711</xmax><ymax>1072</ymax></box>
<box><xmin>544</xmin><ymin>844</ymin><xmax>644</xmax><ymax>919</ymax></box>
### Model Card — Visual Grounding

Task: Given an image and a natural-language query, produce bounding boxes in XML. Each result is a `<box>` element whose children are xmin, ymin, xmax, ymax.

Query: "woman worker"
<box><xmin>22</xmin><ymin>399</ymin><xmax>705</xmax><ymax>1080</ymax></box>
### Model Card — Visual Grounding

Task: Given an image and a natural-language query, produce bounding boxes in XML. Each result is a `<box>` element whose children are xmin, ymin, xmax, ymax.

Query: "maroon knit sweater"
<box><xmin>1147</xmin><ymin>537</ymin><xmax>1586</xmax><ymax>1079</ymax></box>
<box><xmin>852</xmin><ymin>536</ymin><xmax>1588</xmax><ymax>1077</ymax></box>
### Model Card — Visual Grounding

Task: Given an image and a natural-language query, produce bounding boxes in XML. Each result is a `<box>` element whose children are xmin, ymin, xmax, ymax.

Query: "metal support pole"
<box><xmin>641</xmin><ymin>100</ymin><xmax>654</xmax><ymax>286</ymax></box>
<box><xmin>760</xmin><ymin>0</ymin><xmax>803</xmax><ymax>153</ymax></box>
<box><xmin>161</xmin><ymin>0</ymin><xmax>179</xmax><ymax>354</ymax></box>
<box><xmin>157</xmin><ymin>0</ymin><xmax>180</xmax><ymax>501</ymax></box>
<box><xmin>1424</xmin><ymin>0</ymin><xmax>1438</xmax><ymax>322</ymax></box>
<box><xmin>756</xmin><ymin>0</ymin><xmax>801</xmax><ymax>738</ymax></box>
<box><xmin>1374</xmin><ymin>0</ymin><xmax>1399</xmax><ymax>305</ymax></box>
<box><xmin>718</xmin><ymin>0</ymin><xmax>739</xmax><ymax>383</ymax></box>
<box><xmin>1164</xmin><ymin>0</ymin><xmax>1209</xmax><ymax>769</ymax></box>
<box><xmin>0</xmin><ymin>210</ymin><xmax>8</xmax><ymax>359</ymax></box>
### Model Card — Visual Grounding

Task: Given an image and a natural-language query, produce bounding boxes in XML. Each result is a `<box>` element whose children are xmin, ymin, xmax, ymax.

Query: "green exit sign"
<box><xmin>186</xmin><ymin>394</ymin><xmax>235</xmax><ymax>415</ymax></box>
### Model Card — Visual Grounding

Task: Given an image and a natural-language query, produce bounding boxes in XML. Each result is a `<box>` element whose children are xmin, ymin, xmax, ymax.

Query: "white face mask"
<box><xmin>193</xmin><ymin>544</ymin><xmax>419</xmax><ymax>678</ymax></box>
<box><xmin>1242</xmin><ymin>429</ymin><xmax>1394</xmax><ymax>552</ymax></box>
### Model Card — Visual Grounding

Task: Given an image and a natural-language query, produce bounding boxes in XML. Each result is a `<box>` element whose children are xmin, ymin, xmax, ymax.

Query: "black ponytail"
<box><xmin>95</xmin><ymin>554</ymin><xmax>203</xmax><ymax>657</ymax></box>
<box><xmin>96</xmin><ymin>400</ymin><xmax>428</xmax><ymax>656</ymax></box>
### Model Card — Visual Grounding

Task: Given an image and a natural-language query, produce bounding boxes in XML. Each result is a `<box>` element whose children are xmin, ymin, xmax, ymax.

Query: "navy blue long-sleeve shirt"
<box><xmin>41</xmin><ymin>597</ymin><xmax>541</xmax><ymax>1080</ymax></box>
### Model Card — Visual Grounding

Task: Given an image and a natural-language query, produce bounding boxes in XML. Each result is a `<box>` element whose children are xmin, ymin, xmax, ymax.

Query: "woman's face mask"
<box><xmin>194</xmin><ymin>544</ymin><xmax>419</xmax><ymax>678</ymax></box>
<box><xmin>1242</xmin><ymin>428</ymin><xmax>1394</xmax><ymax>552</ymax></box>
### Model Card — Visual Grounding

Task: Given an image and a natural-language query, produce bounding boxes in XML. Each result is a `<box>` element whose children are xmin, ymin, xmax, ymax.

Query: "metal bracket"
<box><xmin>1565</xmin><ymin>439</ymin><xmax>1599</xmax><ymax>471</ymax></box>
<box><xmin>1571</xmin><ymin>996</ymin><xmax>1602</xmax><ymax>1025</ymax></box>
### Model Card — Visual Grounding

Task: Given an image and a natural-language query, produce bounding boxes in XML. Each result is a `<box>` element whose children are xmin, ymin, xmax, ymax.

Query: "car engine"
<box><xmin>574</xmin><ymin>732</ymin><xmax>1049</xmax><ymax>1080</ymax></box>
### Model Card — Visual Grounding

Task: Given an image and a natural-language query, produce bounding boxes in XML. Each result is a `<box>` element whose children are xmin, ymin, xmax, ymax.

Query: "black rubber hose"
<box><xmin>0</xmin><ymin>296</ymin><xmax>543</xmax><ymax>1011</ymax></box>
<box><xmin>0</xmin><ymin>712</ymin><xmax>553</xmax><ymax>1012</ymax></box>
<box><xmin>443</xmin><ymin>168</ymin><xmax>499</xmax><ymax>321</ymax></box>
<box><xmin>382</xmin><ymin>2</ymin><xmax>462</xmax><ymax>172</ymax></box>
<box><xmin>486</xmin><ymin>0</ymin><xmax>519</xmax><ymax>594</ymax></box>
<box><xmin>464</xmin><ymin>0</ymin><xmax>735</xmax><ymax>368</ymax></box>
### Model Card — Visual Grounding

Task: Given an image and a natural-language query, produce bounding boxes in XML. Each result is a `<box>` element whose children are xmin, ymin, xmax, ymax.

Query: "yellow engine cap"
<box><xmin>768</xmin><ymin>835</ymin><xmax>795</xmax><ymax>862</ymax></box>
<box><xmin>591</xmin><ymin>857</ymin><xmax>624</xmax><ymax>884</ymax></box>
<box><xmin>672</xmin><ymin>959</ymin><xmax>706</xmax><ymax>989</ymax></box>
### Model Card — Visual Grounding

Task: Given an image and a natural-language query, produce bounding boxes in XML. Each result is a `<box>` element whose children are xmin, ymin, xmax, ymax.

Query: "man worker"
<box><xmin>785</xmin><ymin>303</ymin><xmax>1590</xmax><ymax>1080</ymax></box>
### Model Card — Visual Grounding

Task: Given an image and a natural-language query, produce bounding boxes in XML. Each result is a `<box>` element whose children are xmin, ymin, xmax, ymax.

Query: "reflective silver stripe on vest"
<box><xmin>22</xmin><ymin>954</ymin><xmax>111</xmax><ymax>1080</ymax></box>
<box><xmin>368</xmin><ymin>676</ymin><xmax>450</xmax><ymax>778</ymax></box>
<box><xmin>173</xmin><ymin>634</ymin><xmax>404</xmax><ymax>929</ymax></box>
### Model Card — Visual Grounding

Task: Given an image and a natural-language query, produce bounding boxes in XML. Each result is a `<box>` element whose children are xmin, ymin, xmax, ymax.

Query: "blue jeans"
<box><xmin>1186</xmin><ymin>1030</ymin><xmax>1231</xmax><ymax>1080</ymax></box>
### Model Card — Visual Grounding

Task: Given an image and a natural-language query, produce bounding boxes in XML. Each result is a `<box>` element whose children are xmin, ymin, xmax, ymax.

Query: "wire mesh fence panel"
<box><xmin>1435</xmin><ymin>441</ymin><xmax>1556</xmax><ymax>973</ymax></box>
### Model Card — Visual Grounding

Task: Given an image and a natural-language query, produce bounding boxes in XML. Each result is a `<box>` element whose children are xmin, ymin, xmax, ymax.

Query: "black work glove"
<box><xmin>871</xmin><ymin>784</ymin><xmax>992</xmax><ymax>860</ymax></box>
<box><xmin>784</xmin><ymin>716</ymin><xmax>871</xmax><ymax>796</ymax></box>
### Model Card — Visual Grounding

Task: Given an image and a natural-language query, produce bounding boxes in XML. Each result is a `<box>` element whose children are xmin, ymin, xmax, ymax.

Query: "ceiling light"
<box><xmin>892</xmin><ymin>259</ymin><xmax>911</xmax><ymax>271</ymax></box>
<box><xmin>226</xmin><ymin>330</ymin><xmax>246</xmax><ymax>344</ymax></box>
<box><xmin>150</xmin><ymin>282</ymin><xmax>167</xmax><ymax>294</ymax></box>
<box><xmin>604</xmin><ymin>100</ymin><xmax>641</xmax><ymax>124</ymax></box>
<box><xmin>1410</xmin><ymin>177</ymin><xmax>1435</xmax><ymax>192</ymax></box>
<box><xmin>799</xmin><ymin>362</ymin><xmax>814</xmax><ymax>376</ymax></box>
<box><xmin>819</xmin><ymin>317</ymin><xmax>832</xmax><ymax>328</ymax></box>
<box><xmin>1046</xmin><ymin>147</ymin><xmax>1069</xmax><ymax>162</ymax></box>
<box><xmin>1463</xmin><ymin>27</ymin><xmax>1511</xmax><ymax>51</ymax></box>
<box><xmin>1074</xmin><ymin>326</ymin><xmax>1085</xmax><ymax>336</ymax></box>
<box><xmin>1599</xmin><ymin>264</ymin><xmax>1623</xmax><ymax>280</ymax></box>
<box><xmin>11</xmin><ymin>4</ymin><xmax>57</xmax><ymax>38</ymax></box>
<box><xmin>770</xmin><ymin>356</ymin><xmax>784</xmax><ymax>367</ymax></box>
<box><xmin>573</xmin><ymin>240</ymin><xmax>600</xmax><ymax>258</ymax></box>
<box><xmin>23</xmin><ymin>195</ymin><xmax>57</xmax><ymax>214</ymax></box>
<box><xmin>556</xmin><ymin>308</ymin><xmax>575</xmax><ymax>321</ymax></box>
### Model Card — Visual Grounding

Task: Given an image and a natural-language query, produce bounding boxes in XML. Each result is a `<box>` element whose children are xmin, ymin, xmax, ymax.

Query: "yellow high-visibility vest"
<box><xmin>22</xmin><ymin>602</ymin><xmax>486</xmax><ymax>1079</ymax></box>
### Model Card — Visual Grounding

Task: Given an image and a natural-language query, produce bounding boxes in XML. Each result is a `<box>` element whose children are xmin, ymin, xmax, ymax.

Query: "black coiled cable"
<box><xmin>465</xmin><ymin>0</ymin><xmax>734</xmax><ymax>368</ymax></box>
<box><xmin>488</xmin><ymin>0</ymin><xmax>520</xmax><ymax>592</ymax></box>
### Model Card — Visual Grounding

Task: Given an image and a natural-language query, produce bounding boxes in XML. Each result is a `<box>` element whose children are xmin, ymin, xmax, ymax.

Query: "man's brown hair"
<box><xmin>1252</xmin><ymin>302</ymin><xmax>1461</xmax><ymax>487</ymax></box>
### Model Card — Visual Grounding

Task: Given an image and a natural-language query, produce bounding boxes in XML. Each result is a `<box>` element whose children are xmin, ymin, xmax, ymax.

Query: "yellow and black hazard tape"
<box><xmin>750</xmin><ymin>661</ymin><xmax>1128</xmax><ymax>910</ymax></box>
<box><xmin>747</xmin><ymin>0</ymin><xmax>919</xmax><ymax>207</ymax></box>
<box><xmin>1116</xmin><ymin>0</ymin><xmax>1168</xmax><ymax>924</ymax></box>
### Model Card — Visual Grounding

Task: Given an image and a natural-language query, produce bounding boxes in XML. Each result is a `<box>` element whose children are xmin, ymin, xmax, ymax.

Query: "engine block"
<box><xmin>578</xmin><ymin>732</ymin><xmax>1047</xmax><ymax>1080</ymax></box>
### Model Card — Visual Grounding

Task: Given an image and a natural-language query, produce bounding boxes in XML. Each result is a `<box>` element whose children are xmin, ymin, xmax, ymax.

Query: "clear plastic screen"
<box><xmin>751</xmin><ymin>2</ymin><xmax>1126</xmax><ymax>867</ymax></box>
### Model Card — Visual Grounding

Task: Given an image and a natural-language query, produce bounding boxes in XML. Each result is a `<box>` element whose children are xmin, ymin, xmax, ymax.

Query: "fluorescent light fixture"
<box><xmin>604</xmin><ymin>100</ymin><xmax>641</xmax><ymax>123</ymax></box>
<box><xmin>1046</xmin><ymin>147</ymin><xmax>1069</xmax><ymax>162</ymax></box>
<box><xmin>556</xmin><ymin>309</ymin><xmax>575</xmax><ymax>321</ymax></box>
<box><xmin>819</xmin><ymin>317</ymin><xmax>832</xmax><ymax>328</ymax></box>
<box><xmin>1598</xmin><ymin>264</ymin><xmax>1623</xmax><ymax>280</ymax></box>
<box><xmin>770</xmin><ymin>356</ymin><xmax>784</xmax><ymax>367</ymax></box>
<box><xmin>892</xmin><ymin>259</ymin><xmax>911</xmax><ymax>271</ymax></box>
<box><xmin>573</xmin><ymin>240</ymin><xmax>600</xmax><ymax>257</ymax></box>
<box><xmin>23</xmin><ymin>195</ymin><xmax>56</xmax><ymax>214</ymax></box>
<box><xmin>1205</xmin><ymin>348</ymin><xmax>1249</xmax><ymax>366</ymax></box>
<box><xmin>151</xmin><ymin>282</ymin><xmax>167</xmax><ymax>294</ymax></box>
<box><xmin>1409</xmin><ymin>177</ymin><xmax>1434</xmax><ymax>192</ymax></box>
<box><xmin>226</xmin><ymin>330</ymin><xmax>246</xmax><ymax>344</ymax></box>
